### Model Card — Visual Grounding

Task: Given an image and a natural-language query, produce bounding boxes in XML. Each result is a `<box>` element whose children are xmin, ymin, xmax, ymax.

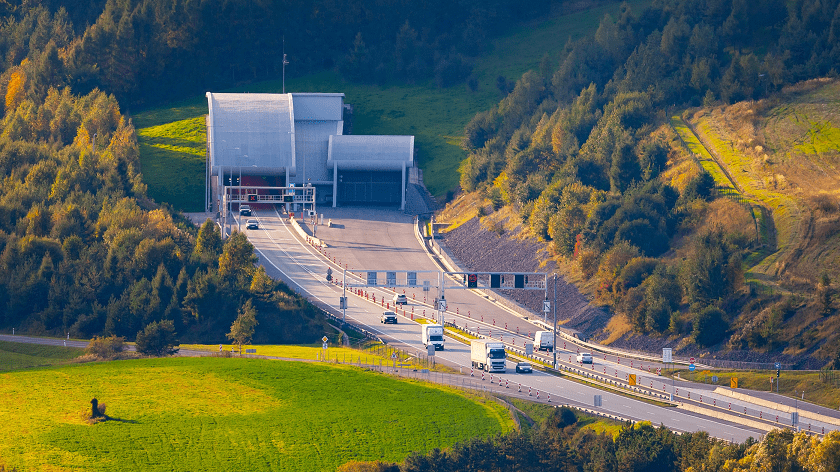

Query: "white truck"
<box><xmin>422</xmin><ymin>324</ymin><xmax>445</xmax><ymax>350</ymax></box>
<box><xmin>471</xmin><ymin>339</ymin><xmax>506</xmax><ymax>373</ymax></box>
<box><xmin>534</xmin><ymin>331</ymin><xmax>554</xmax><ymax>352</ymax></box>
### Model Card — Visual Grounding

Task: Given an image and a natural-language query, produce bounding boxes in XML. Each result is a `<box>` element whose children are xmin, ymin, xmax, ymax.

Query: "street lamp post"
<box><xmin>552</xmin><ymin>274</ymin><xmax>557</xmax><ymax>369</ymax></box>
<box><xmin>343</xmin><ymin>268</ymin><xmax>347</xmax><ymax>324</ymax></box>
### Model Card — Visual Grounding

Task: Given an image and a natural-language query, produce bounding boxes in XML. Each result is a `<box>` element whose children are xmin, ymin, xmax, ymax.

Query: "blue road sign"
<box><xmin>689</xmin><ymin>363</ymin><xmax>696</xmax><ymax>372</ymax></box>
<box><xmin>775</xmin><ymin>362</ymin><xmax>781</xmax><ymax>370</ymax></box>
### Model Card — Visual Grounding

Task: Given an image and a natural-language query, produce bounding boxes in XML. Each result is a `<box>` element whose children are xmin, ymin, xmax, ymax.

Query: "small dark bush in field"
<box><xmin>136</xmin><ymin>320</ymin><xmax>179</xmax><ymax>357</ymax></box>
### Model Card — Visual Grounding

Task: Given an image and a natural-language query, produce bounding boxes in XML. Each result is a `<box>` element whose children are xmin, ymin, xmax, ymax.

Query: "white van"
<box><xmin>534</xmin><ymin>331</ymin><xmax>554</xmax><ymax>352</ymax></box>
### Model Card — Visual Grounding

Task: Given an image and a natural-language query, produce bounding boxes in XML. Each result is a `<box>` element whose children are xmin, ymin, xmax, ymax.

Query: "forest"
<box><xmin>457</xmin><ymin>0</ymin><xmax>840</xmax><ymax>355</ymax></box>
<box><xmin>340</xmin><ymin>407</ymin><xmax>840</xmax><ymax>472</ymax></box>
<box><xmin>0</xmin><ymin>0</ymin><xmax>558</xmax><ymax>341</ymax></box>
<box><xmin>0</xmin><ymin>0</ymin><xmax>550</xmax><ymax>108</ymax></box>
<box><xmin>0</xmin><ymin>0</ymin><xmax>839</xmax><ymax>348</ymax></box>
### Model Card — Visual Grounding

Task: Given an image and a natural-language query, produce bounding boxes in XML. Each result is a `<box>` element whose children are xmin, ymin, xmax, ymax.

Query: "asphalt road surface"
<box><xmin>225</xmin><ymin>206</ymin><xmax>770</xmax><ymax>442</ymax></box>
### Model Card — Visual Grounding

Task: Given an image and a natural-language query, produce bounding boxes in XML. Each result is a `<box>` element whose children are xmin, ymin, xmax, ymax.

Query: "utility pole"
<box><xmin>282</xmin><ymin>36</ymin><xmax>289</xmax><ymax>94</ymax></box>
<box><xmin>552</xmin><ymin>274</ymin><xmax>557</xmax><ymax>369</ymax></box>
<box><xmin>342</xmin><ymin>268</ymin><xmax>347</xmax><ymax>324</ymax></box>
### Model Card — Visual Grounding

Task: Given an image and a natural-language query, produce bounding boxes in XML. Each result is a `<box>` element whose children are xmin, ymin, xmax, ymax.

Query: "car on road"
<box><xmin>515</xmin><ymin>362</ymin><xmax>532</xmax><ymax>373</ymax></box>
<box><xmin>246</xmin><ymin>219</ymin><xmax>259</xmax><ymax>230</ymax></box>
<box><xmin>381</xmin><ymin>311</ymin><xmax>397</xmax><ymax>324</ymax></box>
<box><xmin>393</xmin><ymin>294</ymin><xmax>407</xmax><ymax>305</ymax></box>
<box><xmin>239</xmin><ymin>204</ymin><xmax>252</xmax><ymax>216</ymax></box>
<box><xmin>577</xmin><ymin>352</ymin><xmax>593</xmax><ymax>364</ymax></box>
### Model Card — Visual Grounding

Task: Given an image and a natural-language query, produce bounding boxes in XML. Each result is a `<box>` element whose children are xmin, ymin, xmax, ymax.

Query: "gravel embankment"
<box><xmin>439</xmin><ymin>217</ymin><xmax>612</xmax><ymax>334</ymax></box>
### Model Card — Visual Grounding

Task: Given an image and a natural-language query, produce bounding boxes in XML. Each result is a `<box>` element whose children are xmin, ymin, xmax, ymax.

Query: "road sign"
<box><xmin>689</xmin><ymin>364</ymin><xmax>696</xmax><ymax>372</ymax></box>
<box><xmin>662</xmin><ymin>348</ymin><xmax>672</xmax><ymax>363</ymax></box>
<box><xmin>322</xmin><ymin>336</ymin><xmax>329</xmax><ymax>343</ymax></box>
<box><xmin>731</xmin><ymin>377</ymin><xmax>738</xmax><ymax>388</ymax></box>
<box><xmin>467</xmin><ymin>273</ymin><xmax>478</xmax><ymax>288</ymax></box>
<box><xmin>689</xmin><ymin>357</ymin><xmax>695</xmax><ymax>364</ymax></box>
<box><xmin>628</xmin><ymin>374</ymin><xmax>637</xmax><ymax>386</ymax></box>
<box><xmin>775</xmin><ymin>362</ymin><xmax>781</xmax><ymax>369</ymax></box>
<box><xmin>322</xmin><ymin>342</ymin><xmax>328</xmax><ymax>349</ymax></box>
<box><xmin>543</xmin><ymin>300</ymin><xmax>550</xmax><ymax>313</ymax></box>
<box><xmin>438</xmin><ymin>298</ymin><xmax>447</xmax><ymax>311</ymax></box>
<box><xmin>657</xmin><ymin>368</ymin><xmax>662</xmax><ymax>376</ymax></box>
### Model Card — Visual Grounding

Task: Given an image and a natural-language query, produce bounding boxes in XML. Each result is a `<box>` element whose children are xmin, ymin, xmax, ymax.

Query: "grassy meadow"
<box><xmin>0</xmin><ymin>356</ymin><xmax>513</xmax><ymax>471</ymax></box>
<box><xmin>0</xmin><ymin>340</ymin><xmax>83</xmax><ymax>372</ymax></box>
<box><xmin>133</xmin><ymin>0</ymin><xmax>648</xmax><ymax>211</ymax></box>
<box><xmin>181</xmin><ymin>342</ymin><xmax>435</xmax><ymax>369</ymax></box>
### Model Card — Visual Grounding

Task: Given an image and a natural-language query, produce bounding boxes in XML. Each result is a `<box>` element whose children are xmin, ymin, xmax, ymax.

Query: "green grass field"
<box><xmin>0</xmin><ymin>340</ymin><xmax>83</xmax><ymax>371</ymax></box>
<box><xmin>180</xmin><ymin>342</ymin><xmax>435</xmax><ymax>369</ymax></box>
<box><xmin>0</xmin><ymin>357</ymin><xmax>513</xmax><ymax>471</ymax></box>
<box><xmin>133</xmin><ymin>1</ymin><xmax>648</xmax><ymax>211</ymax></box>
<box><xmin>670</xmin><ymin>115</ymin><xmax>737</xmax><ymax>191</ymax></box>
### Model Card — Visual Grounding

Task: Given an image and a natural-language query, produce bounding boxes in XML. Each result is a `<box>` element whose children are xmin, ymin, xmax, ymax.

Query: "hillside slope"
<box><xmin>439</xmin><ymin>79</ymin><xmax>840</xmax><ymax>367</ymax></box>
<box><xmin>680</xmin><ymin>79</ymin><xmax>840</xmax><ymax>362</ymax></box>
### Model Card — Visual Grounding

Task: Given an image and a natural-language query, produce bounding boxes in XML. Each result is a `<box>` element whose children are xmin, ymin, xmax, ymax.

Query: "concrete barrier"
<box><xmin>289</xmin><ymin>217</ymin><xmax>327</xmax><ymax>248</ymax></box>
<box><xmin>713</xmin><ymin>387</ymin><xmax>840</xmax><ymax>427</ymax></box>
<box><xmin>678</xmin><ymin>402</ymin><xmax>776</xmax><ymax>432</ymax></box>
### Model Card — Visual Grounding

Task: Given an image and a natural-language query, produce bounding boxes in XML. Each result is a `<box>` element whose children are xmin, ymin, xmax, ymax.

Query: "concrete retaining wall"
<box><xmin>713</xmin><ymin>387</ymin><xmax>840</xmax><ymax>427</ymax></box>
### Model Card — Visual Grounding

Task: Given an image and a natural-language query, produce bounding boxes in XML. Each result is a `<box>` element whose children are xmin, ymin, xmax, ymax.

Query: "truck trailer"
<box><xmin>470</xmin><ymin>339</ymin><xmax>506</xmax><ymax>372</ymax></box>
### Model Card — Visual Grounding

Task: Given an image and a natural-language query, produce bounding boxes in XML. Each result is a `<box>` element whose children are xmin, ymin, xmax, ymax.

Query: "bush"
<box><xmin>135</xmin><ymin>320</ymin><xmax>179</xmax><ymax>356</ymax></box>
<box><xmin>578</xmin><ymin>250</ymin><xmax>599</xmax><ymax>280</ymax></box>
<box><xmin>682</xmin><ymin>171</ymin><xmax>715</xmax><ymax>202</ymax></box>
<box><xmin>693</xmin><ymin>306</ymin><xmax>729</xmax><ymax>347</ymax></box>
<box><xmin>85</xmin><ymin>335</ymin><xmax>126</xmax><ymax>360</ymax></box>
<box><xmin>645</xmin><ymin>298</ymin><xmax>671</xmax><ymax>333</ymax></box>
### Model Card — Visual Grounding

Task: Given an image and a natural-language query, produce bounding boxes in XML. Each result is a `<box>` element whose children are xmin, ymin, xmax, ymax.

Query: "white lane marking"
<box><xmin>247</xmin><ymin>209</ymin><xmax>428</xmax><ymax>342</ymax></box>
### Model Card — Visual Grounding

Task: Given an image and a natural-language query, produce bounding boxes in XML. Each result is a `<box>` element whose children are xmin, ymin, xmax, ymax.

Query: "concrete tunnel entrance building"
<box><xmin>206</xmin><ymin>92</ymin><xmax>414</xmax><ymax>210</ymax></box>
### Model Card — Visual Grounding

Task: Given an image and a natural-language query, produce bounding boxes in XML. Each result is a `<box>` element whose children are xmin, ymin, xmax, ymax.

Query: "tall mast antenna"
<box><xmin>282</xmin><ymin>36</ymin><xmax>289</xmax><ymax>94</ymax></box>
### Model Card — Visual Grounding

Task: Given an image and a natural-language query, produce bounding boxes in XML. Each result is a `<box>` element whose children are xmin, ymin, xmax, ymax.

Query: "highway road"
<box><xmin>241</xmin><ymin>206</ymin><xmax>840</xmax><ymax>435</ymax></box>
<box><xmin>233</xmin><ymin>206</ymin><xmax>769</xmax><ymax>442</ymax></box>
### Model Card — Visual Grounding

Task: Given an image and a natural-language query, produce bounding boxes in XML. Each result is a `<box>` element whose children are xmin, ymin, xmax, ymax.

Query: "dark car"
<box><xmin>381</xmin><ymin>311</ymin><xmax>397</xmax><ymax>324</ymax></box>
<box><xmin>515</xmin><ymin>362</ymin><xmax>532</xmax><ymax>373</ymax></box>
<box><xmin>246</xmin><ymin>219</ymin><xmax>259</xmax><ymax>230</ymax></box>
<box><xmin>239</xmin><ymin>204</ymin><xmax>252</xmax><ymax>216</ymax></box>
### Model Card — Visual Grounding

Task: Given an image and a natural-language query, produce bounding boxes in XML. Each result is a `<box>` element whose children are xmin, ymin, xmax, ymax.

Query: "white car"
<box><xmin>381</xmin><ymin>311</ymin><xmax>397</xmax><ymax>324</ymax></box>
<box><xmin>393</xmin><ymin>294</ymin><xmax>407</xmax><ymax>305</ymax></box>
<box><xmin>246</xmin><ymin>219</ymin><xmax>259</xmax><ymax>230</ymax></box>
<box><xmin>577</xmin><ymin>353</ymin><xmax>593</xmax><ymax>364</ymax></box>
